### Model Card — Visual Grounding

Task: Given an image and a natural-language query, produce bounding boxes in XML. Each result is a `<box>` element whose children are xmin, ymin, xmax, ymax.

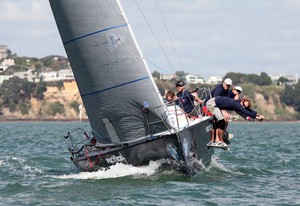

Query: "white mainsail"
<box><xmin>50</xmin><ymin>0</ymin><xmax>168</xmax><ymax>143</ymax></box>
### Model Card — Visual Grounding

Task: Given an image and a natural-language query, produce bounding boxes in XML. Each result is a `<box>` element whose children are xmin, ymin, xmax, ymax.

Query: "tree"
<box><xmin>34</xmin><ymin>63</ymin><xmax>43</xmax><ymax>73</ymax></box>
<box><xmin>54</xmin><ymin>80</ymin><xmax>64</xmax><ymax>91</ymax></box>
<box><xmin>0</xmin><ymin>77</ymin><xmax>47</xmax><ymax>111</ymax></box>
<box><xmin>0</xmin><ymin>77</ymin><xmax>34</xmax><ymax>111</ymax></box>
<box><xmin>43</xmin><ymin>57</ymin><xmax>53</xmax><ymax>67</ymax></box>
<box><xmin>155</xmin><ymin>81</ymin><xmax>166</xmax><ymax>96</ymax></box>
<box><xmin>7</xmin><ymin>49</ymin><xmax>12</xmax><ymax>57</ymax></box>
<box><xmin>175</xmin><ymin>71</ymin><xmax>188</xmax><ymax>81</ymax></box>
<box><xmin>278</xmin><ymin>76</ymin><xmax>289</xmax><ymax>85</ymax></box>
<box><xmin>70</xmin><ymin>101</ymin><xmax>80</xmax><ymax>114</ymax></box>
<box><xmin>13</xmin><ymin>56</ymin><xmax>29</xmax><ymax>66</ymax></box>
<box><xmin>19</xmin><ymin>102</ymin><xmax>30</xmax><ymax>115</ymax></box>
<box><xmin>259</xmin><ymin>72</ymin><xmax>272</xmax><ymax>85</ymax></box>
<box><xmin>242</xmin><ymin>74</ymin><xmax>262</xmax><ymax>85</ymax></box>
<box><xmin>152</xmin><ymin>71</ymin><xmax>161</xmax><ymax>79</ymax></box>
<box><xmin>46</xmin><ymin>102</ymin><xmax>65</xmax><ymax>116</ymax></box>
<box><xmin>34</xmin><ymin>82</ymin><xmax>47</xmax><ymax>100</ymax></box>
<box><xmin>281</xmin><ymin>81</ymin><xmax>300</xmax><ymax>112</ymax></box>
<box><xmin>223</xmin><ymin>72</ymin><xmax>246</xmax><ymax>84</ymax></box>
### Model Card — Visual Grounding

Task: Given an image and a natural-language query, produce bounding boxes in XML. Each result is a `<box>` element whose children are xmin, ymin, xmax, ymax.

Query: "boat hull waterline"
<box><xmin>68</xmin><ymin>117</ymin><xmax>213</xmax><ymax>175</ymax></box>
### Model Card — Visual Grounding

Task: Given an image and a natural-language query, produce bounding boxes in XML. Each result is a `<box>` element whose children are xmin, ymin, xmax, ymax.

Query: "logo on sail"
<box><xmin>107</xmin><ymin>33</ymin><xmax>121</xmax><ymax>49</ymax></box>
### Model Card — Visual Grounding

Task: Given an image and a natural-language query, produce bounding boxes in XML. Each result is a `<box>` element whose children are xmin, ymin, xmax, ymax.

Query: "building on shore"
<box><xmin>40</xmin><ymin>69</ymin><xmax>74</xmax><ymax>82</ymax></box>
<box><xmin>0</xmin><ymin>45</ymin><xmax>8</xmax><ymax>59</ymax></box>
<box><xmin>185</xmin><ymin>74</ymin><xmax>204</xmax><ymax>84</ymax></box>
<box><xmin>206</xmin><ymin>76</ymin><xmax>222</xmax><ymax>85</ymax></box>
<box><xmin>0</xmin><ymin>59</ymin><xmax>15</xmax><ymax>72</ymax></box>
<box><xmin>160</xmin><ymin>73</ymin><xmax>176</xmax><ymax>80</ymax></box>
<box><xmin>269</xmin><ymin>73</ymin><xmax>298</xmax><ymax>85</ymax></box>
<box><xmin>13</xmin><ymin>69</ymin><xmax>40</xmax><ymax>82</ymax></box>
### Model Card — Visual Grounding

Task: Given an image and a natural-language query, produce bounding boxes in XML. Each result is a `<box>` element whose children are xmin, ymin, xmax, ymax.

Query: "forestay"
<box><xmin>49</xmin><ymin>0</ymin><xmax>168</xmax><ymax>143</ymax></box>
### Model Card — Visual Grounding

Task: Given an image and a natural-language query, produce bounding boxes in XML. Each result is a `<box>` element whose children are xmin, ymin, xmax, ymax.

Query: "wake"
<box><xmin>206</xmin><ymin>155</ymin><xmax>244</xmax><ymax>175</ymax></box>
<box><xmin>54</xmin><ymin>161</ymin><xmax>162</xmax><ymax>180</ymax></box>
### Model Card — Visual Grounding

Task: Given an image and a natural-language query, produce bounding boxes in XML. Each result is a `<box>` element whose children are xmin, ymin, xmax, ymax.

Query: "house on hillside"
<box><xmin>160</xmin><ymin>73</ymin><xmax>176</xmax><ymax>80</ymax></box>
<box><xmin>0</xmin><ymin>58</ymin><xmax>15</xmax><ymax>72</ymax></box>
<box><xmin>14</xmin><ymin>69</ymin><xmax>40</xmax><ymax>82</ymax></box>
<box><xmin>13</xmin><ymin>68</ymin><xmax>74</xmax><ymax>83</ymax></box>
<box><xmin>269</xmin><ymin>74</ymin><xmax>298</xmax><ymax>85</ymax></box>
<box><xmin>40</xmin><ymin>69</ymin><xmax>74</xmax><ymax>82</ymax></box>
<box><xmin>206</xmin><ymin>76</ymin><xmax>222</xmax><ymax>84</ymax></box>
<box><xmin>0</xmin><ymin>45</ymin><xmax>8</xmax><ymax>59</ymax></box>
<box><xmin>185</xmin><ymin>74</ymin><xmax>204</xmax><ymax>84</ymax></box>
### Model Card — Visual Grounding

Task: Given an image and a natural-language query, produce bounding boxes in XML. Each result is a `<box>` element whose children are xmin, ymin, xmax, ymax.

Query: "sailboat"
<box><xmin>49</xmin><ymin>0</ymin><xmax>213</xmax><ymax>175</ymax></box>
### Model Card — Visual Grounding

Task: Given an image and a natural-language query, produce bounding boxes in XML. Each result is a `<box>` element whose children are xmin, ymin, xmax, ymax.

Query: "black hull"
<box><xmin>70</xmin><ymin>117</ymin><xmax>213</xmax><ymax>175</ymax></box>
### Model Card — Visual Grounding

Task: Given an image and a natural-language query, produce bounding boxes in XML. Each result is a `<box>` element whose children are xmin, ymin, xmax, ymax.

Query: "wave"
<box><xmin>0</xmin><ymin>156</ymin><xmax>44</xmax><ymax>176</ymax></box>
<box><xmin>206</xmin><ymin>155</ymin><xmax>244</xmax><ymax>176</ymax></box>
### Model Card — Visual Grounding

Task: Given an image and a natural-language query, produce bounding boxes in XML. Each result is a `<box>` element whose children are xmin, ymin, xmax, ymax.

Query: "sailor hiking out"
<box><xmin>206</xmin><ymin>96</ymin><xmax>264</xmax><ymax>148</ymax></box>
<box><xmin>203</xmin><ymin>78</ymin><xmax>233</xmax><ymax>106</ymax></box>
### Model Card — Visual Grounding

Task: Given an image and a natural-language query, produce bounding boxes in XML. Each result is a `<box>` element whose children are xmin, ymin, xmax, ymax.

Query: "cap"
<box><xmin>224</xmin><ymin>78</ymin><xmax>232</xmax><ymax>85</ymax></box>
<box><xmin>234</xmin><ymin>86</ymin><xmax>242</xmax><ymax>92</ymax></box>
<box><xmin>176</xmin><ymin>80</ymin><xmax>185</xmax><ymax>87</ymax></box>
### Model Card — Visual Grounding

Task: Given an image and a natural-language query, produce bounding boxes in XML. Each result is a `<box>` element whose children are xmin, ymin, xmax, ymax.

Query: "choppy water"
<box><xmin>0</xmin><ymin>121</ymin><xmax>299</xmax><ymax>205</ymax></box>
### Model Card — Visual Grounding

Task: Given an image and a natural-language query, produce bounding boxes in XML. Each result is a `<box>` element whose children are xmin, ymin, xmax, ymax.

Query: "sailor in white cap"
<box><xmin>227</xmin><ymin>85</ymin><xmax>243</xmax><ymax>101</ymax></box>
<box><xmin>203</xmin><ymin>78</ymin><xmax>233</xmax><ymax>105</ymax></box>
<box><xmin>202</xmin><ymin>78</ymin><xmax>234</xmax><ymax>148</ymax></box>
<box><xmin>224</xmin><ymin>78</ymin><xmax>233</xmax><ymax>86</ymax></box>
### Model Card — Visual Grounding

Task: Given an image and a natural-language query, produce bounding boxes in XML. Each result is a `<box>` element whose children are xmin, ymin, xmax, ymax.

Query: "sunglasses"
<box><xmin>176</xmin><ymin>85</ymin><xmax>183</xmax><ymax>87</ymax></box>
<box><xmin>236</xmin><ymin>89</ymin><xmax>241</xmax><ymax>93</ymax></box>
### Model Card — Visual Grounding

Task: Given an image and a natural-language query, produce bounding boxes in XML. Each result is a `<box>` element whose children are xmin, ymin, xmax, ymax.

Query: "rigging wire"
<box><xmin>143</xmin><ymin>57</ymin><xmax>174</xmax><ymax>75</ymax></box>
<box><xmin>154</xmin><ymin>0</ymin><xmax>185</xmax><ymax>72</ymax></box>
<box><xmin>134</xmin><ymin>0</ymin><xmax>176</xmax><ymax>74</ymax></box>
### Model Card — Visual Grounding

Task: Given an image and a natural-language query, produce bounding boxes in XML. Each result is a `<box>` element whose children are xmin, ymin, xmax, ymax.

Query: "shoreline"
<box><xmin>232</xmin><ymin>120</ymin><xmax>300</xmax><ymax>123</ymax></box>
<box><xmin>0</xmin><ymin>118</ymin><xmax>89</xmax><ymax>122</ymax></box>
<box><xmin>0</xmin><ymin>118</ymin><xmax>298</xmax><ymax>123</ymax></box>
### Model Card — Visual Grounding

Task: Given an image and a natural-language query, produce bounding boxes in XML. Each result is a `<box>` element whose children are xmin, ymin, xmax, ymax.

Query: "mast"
<box><xmin>116</xmin><ymin>0</ymin><xmax>164</xmax><ymax>105</ymax></box>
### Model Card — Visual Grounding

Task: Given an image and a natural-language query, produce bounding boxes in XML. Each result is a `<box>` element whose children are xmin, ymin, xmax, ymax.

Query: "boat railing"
<box><xmin>64</xmin><ymin>87</ymin><xmax>213</xmax><ymax>151</ymax></box>
<box><xmin>144</xmin><ymin>87</ymin><xmax>212</xmax><ymax>133</ymax></box>
<box><xmin>63</xmin><ymin>128</ymin><xmax>96</xmax><ymax>157</ymax></box>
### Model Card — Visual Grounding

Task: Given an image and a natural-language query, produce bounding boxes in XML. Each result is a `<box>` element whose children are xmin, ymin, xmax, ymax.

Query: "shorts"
<box><xmin>206</xmin><ymin>98</ymin><xmax>224</xmax><ymax>121</ymax></box>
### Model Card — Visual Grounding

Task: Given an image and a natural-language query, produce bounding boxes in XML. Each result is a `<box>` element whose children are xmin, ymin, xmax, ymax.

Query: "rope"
<box><xmin>134</xmin><ymin>0</ymin><xmax>176</xmax><ymax>73</ymax></box>
<box><xmin>154</xmin><ymin>0</ymin><xmax>184</xmax><ymax>71</ymax></box>
<box><xmin>85</xmin><ymin>147</ymin><xmax>108</xmax><ymax>169</ymax></box>
<box><xmin>143</xmin><ymin>57</ymin><xmax>173</xmax><ymax>75</ymax></box>
<box><xmin>177</xmin><ymin>90</ymin><xmax>201</xmax><ymax>118</ymax></box>
<box><xmin>85</xmin><ymin>148</ymin><xmax>93</xmax><ymax>169</ymax></box>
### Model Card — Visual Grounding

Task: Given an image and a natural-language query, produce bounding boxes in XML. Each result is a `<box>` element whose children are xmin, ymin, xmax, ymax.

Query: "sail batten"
<box><xmin>50</xmin><ymin>0</ymin><xmax>168</xmax><ymax>143</ymax></box>
<box><xmin>63</xmin><ymin>23</ymin><xmax>128</xmax><ymax>45</ymax></box>
<box><xmin>81</xmin><ymin>76</ymin><xmax>150</xmax><ymax>97</ymax></box>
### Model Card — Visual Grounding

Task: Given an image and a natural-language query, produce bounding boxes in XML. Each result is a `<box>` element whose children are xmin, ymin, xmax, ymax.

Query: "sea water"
<box><xmin>0</xmin><ymin>121</ymin><xmax>299</xmax><ymax>205</ymax></box>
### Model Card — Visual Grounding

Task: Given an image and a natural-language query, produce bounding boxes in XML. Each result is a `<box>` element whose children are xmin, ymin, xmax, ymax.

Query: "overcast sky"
<box><xmin>1</xmin><ymin>0</ymin><xmax>299</xmax><ymax>79</ymax></box>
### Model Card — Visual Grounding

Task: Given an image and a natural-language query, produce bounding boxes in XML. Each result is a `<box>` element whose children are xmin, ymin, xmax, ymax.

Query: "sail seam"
<box><xmin>63</xmin><ymin>23</ymin><xmax>128</xmax><ymax>45</ymax></box>
<box><xmin>81</xmin><ymin>76</ymin><xmax>150</xmax><ymax>97</ymax></box>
